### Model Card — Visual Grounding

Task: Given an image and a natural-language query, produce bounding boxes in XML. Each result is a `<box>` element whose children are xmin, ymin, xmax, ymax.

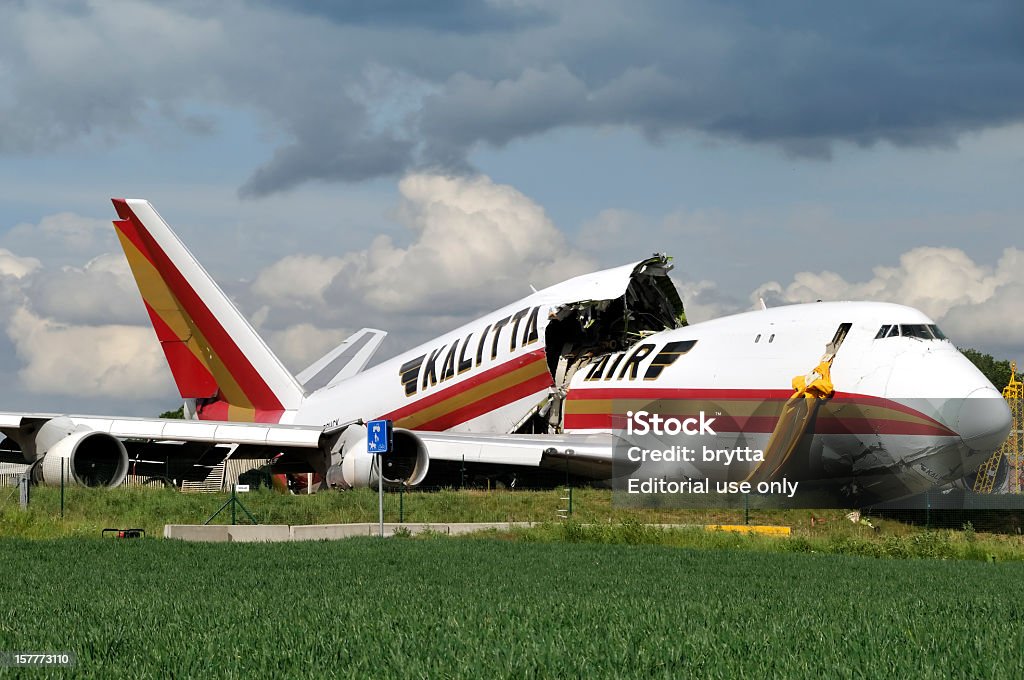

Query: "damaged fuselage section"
<box><xmin>393</xmin><ymin>255</ymin><xmax>685</xmax><ymax>420</ymax></box>
<box><xmin>516</xmin><ymin>255</ymin><xmax>687</xmax><ymax>434</ymax></box>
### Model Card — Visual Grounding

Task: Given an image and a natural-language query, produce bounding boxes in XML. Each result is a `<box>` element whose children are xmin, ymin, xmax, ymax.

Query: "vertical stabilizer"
<box><xmin>112</xmin><ymin>198</ymin><xmax>304</xmax><ymax>422</ymax></box>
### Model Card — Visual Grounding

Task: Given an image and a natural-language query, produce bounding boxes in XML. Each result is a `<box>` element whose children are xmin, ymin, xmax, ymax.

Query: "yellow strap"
<box><xmin>792</xmin><ymin>358</ymin><xmax>835</xmax><ymax>401</ymax></box>
<box><xmin>745</xmin><ymin>355</ymin><xmax>836</xmax><ymax>484</ymax></box>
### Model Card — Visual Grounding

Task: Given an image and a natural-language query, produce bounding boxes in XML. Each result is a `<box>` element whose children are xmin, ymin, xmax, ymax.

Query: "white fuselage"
<box><xmin>284</xmin><ymin>297</ymin><xmax>1008</xmax><ymax>500</ymax></box>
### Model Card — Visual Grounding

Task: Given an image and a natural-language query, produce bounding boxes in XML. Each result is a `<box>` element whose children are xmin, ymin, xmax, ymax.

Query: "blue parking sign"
<box><xmin>366</xmin><ymin>419</ymin><xmax>392</xmax><ymax>454</ymax></box>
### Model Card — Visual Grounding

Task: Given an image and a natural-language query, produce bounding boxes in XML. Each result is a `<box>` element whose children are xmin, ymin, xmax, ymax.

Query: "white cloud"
<box><xmin>5</xmin><ymin>307</ymin><xmax>173</xmax><ymax>399</ymax></box>
<box><xmin>254</xmin><ymin>172</ymin><xmax>597</xmax><ymax>322</ymax></box>
<box><xmin>672</xmin><ymin>278</ymin><xmax>741</xmax><ymax>324</ymax></box>
<box><xmin>266</xmin><ymin>323</ymin><xmax>351</xmax><ymax>372</ymax></box>
<box><xmin>943</xmin><ymin>283</ymin><xmax>1024</xmax><ymax>355</ymax></box>
<box><xmin>2</xmin><ymin>212</ymin><xmax>117</xmax><ymax>264</ymax></box>
<box><xmin>753</xmin><ymin>246</ymin><xmax>1024</xmax><ymax>355</ymax></box>
<box><xmin>27</xmin><ymin>253</ymin><xmax>145</xmax><ymax>325</ymax></box>
<box><xmin>0</xmin><ymin>220</ymin><xmax>174</xmax><ymax>403</ymax></box>
<box><xmin>241</xmin><ymin>172</ymin><xmax>600</xmax><ymax>360</ymax></box>
<box><xmin>358</xmin><ymin>172</ymin><xmax>595</xmax><ymax>311</ymax></box>
<box><xmin>0</xmin><ymin>248</ymin><xmax>40</xmax><ymax>279</ymax></box>
<box><xmin>251</xmin><ymin>254</ymin><xmax>347</xmax><ymax>307</ymax></box>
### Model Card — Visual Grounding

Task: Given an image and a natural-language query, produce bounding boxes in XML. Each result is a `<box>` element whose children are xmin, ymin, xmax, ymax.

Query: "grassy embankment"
<box><xmin>3</xmin><ymin>485</ymin><xmax>1024</xmax><ymax>561</ymax></box>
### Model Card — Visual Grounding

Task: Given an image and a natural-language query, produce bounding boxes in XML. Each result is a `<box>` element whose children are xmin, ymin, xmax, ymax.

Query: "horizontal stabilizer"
<box><xmin>297</xmin><ymin>328</ymin><xmax>387</xmax><ymax>393</ymax></box>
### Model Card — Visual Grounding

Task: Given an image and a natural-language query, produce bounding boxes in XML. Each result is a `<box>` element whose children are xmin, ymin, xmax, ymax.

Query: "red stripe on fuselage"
<box><xmin>564</xmin><ymin>388</ymin><xmax>955</xmax><ymax>436</ymax></box>
<box><xmin>563</xmin><ymin>413</ymin><xmax>954</xmax><ymax>436</ymax></box>
<box><xmin>568</xmin><ymin>387</ymin><xmax>800</xmax><ymax>401</ymax></box>
<box><xmin>410</xmin><ymin>371</ymin><xmax>554</xmax><ymax>431</ymax></box>
<box><xmin>379</xmin><ymin>348</ymin><xmax>551</xmax><ymax>429</ymax></box>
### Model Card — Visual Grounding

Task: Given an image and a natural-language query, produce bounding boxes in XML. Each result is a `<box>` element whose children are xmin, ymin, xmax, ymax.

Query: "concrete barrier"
<box><xmin>164</xmin><ymin>524</ymin><xmax>230</xmax><ymax>542</ymax></box>
<box><xmin>291</xmin><ymin>523</ymin><xmax>375</xmax><ymax>541</ymax></box>
<box><xmin>383</xmin><ymin>523</ymin><xmax>450</xmax><ymax>536</ymax></box>
<box><xmin>446</xmin><ymin>522</ymin><xmax>533</xmax><ymax>535</ymax></box>
<box><xmin>169</xmin><ymin>520</ymin><xmax>744</xmax><ymax>542</ymax></box>
<box><xmin>227</xmin><ymin>525</ymin><xmax>291</xmax><ymax>542</ymax></box>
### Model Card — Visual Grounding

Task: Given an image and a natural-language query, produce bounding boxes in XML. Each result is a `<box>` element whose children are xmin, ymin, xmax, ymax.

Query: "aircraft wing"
<box><xmin>0</xmin><ymin>412</ymin><xmax>346</xmax><ymax>488</ymax></box>
<box><xmin>0</xmin><ymin>411</ymin><xmax>615</xmax><ymax>488</ymax></box>
<box><xmin>0</xmin><ymin>412</ymin><xmax>339</xmax><ymax>449</ymax></box>
<box><xmin>409</xmin><ymin>431</ymin><xmax>617</xmax><ymax>483</ymax></box>
<box><xmin>412</xmin><ymin>431</ymin><xmax>613</xmax><ymax>467</ymax></box>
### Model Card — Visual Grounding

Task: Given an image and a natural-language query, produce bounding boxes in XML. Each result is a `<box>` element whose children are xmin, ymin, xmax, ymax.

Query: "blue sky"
<box><xmin>0</xmin><ymin>0</ymin><xmax>1021</xmax><ymax>416</ymax></box>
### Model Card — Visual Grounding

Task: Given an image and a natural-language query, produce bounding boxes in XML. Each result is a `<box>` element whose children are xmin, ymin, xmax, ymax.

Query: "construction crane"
<box><xmin>973</xmin><ymin>361</ymin><xmax>1023</xmax><ymax>494</ymax></box>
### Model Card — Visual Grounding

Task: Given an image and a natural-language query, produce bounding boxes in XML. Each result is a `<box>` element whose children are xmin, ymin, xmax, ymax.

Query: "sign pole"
<box><xmin>365</xmin><ymin>419</ymin><xmax>393</xmax><ymax>538</ymax></box>
<box><xmin>378</xmin><ymin>456</ymin><xmax>384</xmax><ymax>538</ymax></box>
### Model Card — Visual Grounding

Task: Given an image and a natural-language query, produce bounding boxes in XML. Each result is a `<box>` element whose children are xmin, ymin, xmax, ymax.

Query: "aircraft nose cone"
<box><xmin>956</xmin><ymin>388</ymin><xmax>1012</xmax><ymax>453</ymax></box>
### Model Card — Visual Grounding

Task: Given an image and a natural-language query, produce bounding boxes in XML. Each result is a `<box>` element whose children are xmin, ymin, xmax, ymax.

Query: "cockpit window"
<box><xmin>901</xmin><ymin>324</ymin><xmax>934</xmax><ymax>340</ymax></box>
<box><xmin>875</xmin><ymin>323</ymin><xmax>949</xmax><ymax>341</ymax></box>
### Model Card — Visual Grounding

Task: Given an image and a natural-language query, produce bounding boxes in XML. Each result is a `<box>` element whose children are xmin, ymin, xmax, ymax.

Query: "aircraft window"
<box><xmin>901</xmin><ymin>324</ymin><xmax>934</xmax><ymax>340</ymax></box>
<box><xmin>876</xmin><ymin>324</ymin><xmax>947</xmax><ymax>340</ymax></box>
<box><xmin>755</xmin><ymin>334</ymin><xmax>761</xmax><ymax>343</ymax></box>
<box><xmin>768</xmin><ymin>334</ymin><xmax>775</xmax><ymax>343</ymax></box>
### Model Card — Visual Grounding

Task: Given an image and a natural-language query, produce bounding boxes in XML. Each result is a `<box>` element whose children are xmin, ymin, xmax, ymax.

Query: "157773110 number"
<box><xmin>2</xmin><ymin>652</ymin><xmax>76</xmax><ymax>667</ymax></box>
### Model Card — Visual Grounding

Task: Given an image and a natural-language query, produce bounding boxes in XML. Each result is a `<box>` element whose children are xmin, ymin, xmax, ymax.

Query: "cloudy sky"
<box><xmin>0</xmin><ymin>0</ymin><xmax>1021</xmax><ymax>416</ymax></box>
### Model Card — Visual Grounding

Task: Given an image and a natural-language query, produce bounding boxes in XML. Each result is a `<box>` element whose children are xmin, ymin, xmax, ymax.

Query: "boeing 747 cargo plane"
<box><xmin>0</xmin><ymin>199</ymin><xmax>1011</xmax><ymax>505</ymax></box>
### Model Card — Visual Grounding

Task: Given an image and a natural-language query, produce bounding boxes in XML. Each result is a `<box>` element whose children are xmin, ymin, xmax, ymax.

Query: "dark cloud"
<box><xmin>258</xmin><ymin>0</ymin><xmax>553</xmax><ymax>33</ymax></box>
<box><xmin>418</xmin><ymin>1</ymin><xmax>1024</xmax><ymax>164</ymax></box>
<box><xmin>239</xmin><ymin>108</ymin><xmax>415</xmax><ymax>195</ymax></box>
<box><xmin>1</xmin><ymin>0</ymin><xmax>1023</xmax><ymax>193</ymax></box>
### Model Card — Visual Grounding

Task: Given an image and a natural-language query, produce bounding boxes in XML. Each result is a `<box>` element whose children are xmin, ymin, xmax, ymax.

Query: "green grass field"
<box><xmin>1</xmin><ymin>538</ymin><xmax>1023</xmax><ymax>678</ymax></box>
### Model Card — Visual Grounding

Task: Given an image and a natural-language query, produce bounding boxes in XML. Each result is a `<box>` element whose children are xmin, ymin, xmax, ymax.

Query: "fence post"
<box><xmin>19</xmin><ymin>473</ymin><xmax>29</xmax><ymax>510</ymax></box>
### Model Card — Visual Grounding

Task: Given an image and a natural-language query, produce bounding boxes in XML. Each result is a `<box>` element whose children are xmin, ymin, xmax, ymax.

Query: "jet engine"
<box><xmin>28</xmin><ymin>418</ymin><xmax>130</xmax><ymax>488</ymax></box>
<box><xmin>327</xmin><ymin>427</ymin><xmax>429</xmax><ymax>489</ymax></box>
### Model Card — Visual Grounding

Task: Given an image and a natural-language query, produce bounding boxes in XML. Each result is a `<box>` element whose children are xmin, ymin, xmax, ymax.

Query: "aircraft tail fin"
<box><xmin>112</xmin><ymin>198</ymin><xmax>304</xmax><ymax>421</ymax></box>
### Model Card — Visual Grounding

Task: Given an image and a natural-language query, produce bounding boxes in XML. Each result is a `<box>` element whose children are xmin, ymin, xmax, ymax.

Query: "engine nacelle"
<box><xmin>327</xmin><ymin>427</ymin><xmax>429</xmax><ymax>489</ymax></box>
<box><xmin>33</xmin><ymin>421</ymin><xmax>129</xmax><ymax>488</ymax></box>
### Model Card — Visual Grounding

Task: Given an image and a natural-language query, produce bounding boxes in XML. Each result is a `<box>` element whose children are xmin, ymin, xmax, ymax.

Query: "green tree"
<box><xmin>158</xmin><ymin>405</ymin><xmax>185</xmax><ymax>419</ymax></box>
<box><xmin>959</xmin><ymin>348</ymin><xmax>1022</xmax><ymax>391</ymax></box>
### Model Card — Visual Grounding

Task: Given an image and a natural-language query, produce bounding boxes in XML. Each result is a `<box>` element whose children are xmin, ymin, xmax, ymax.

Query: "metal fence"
<box><xmin>865</xmin><ymin>489</ymin><xmax>1024</xmax><ymax>533</ymax></box>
